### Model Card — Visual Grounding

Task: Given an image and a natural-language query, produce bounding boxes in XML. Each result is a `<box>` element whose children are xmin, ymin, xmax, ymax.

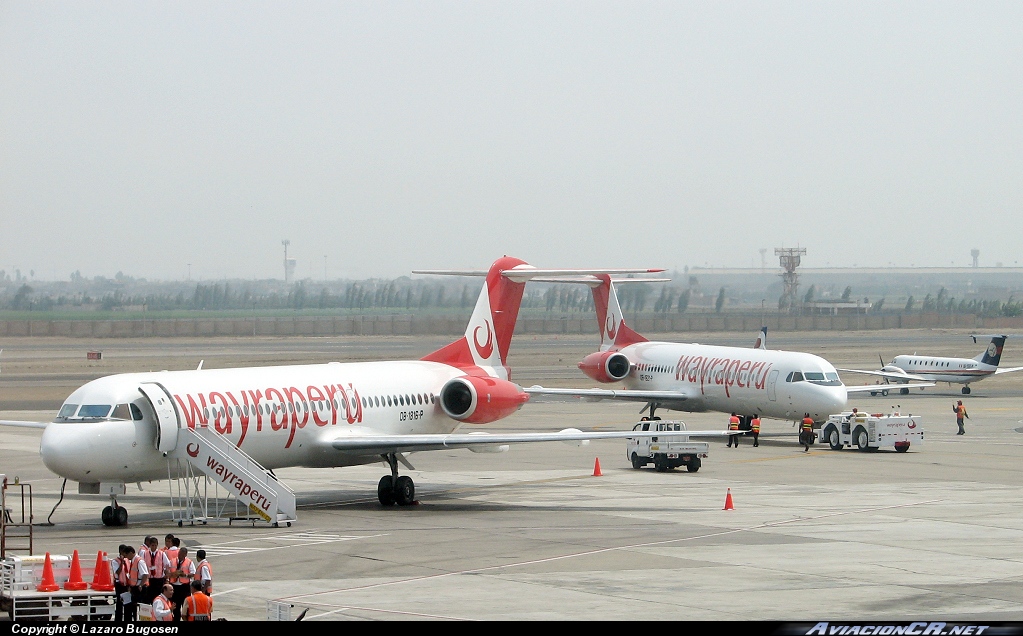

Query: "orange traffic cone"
<box><xmin>36</xmin><ymin>552</ymin><xmax>60</xmax><ymax>592</ymax></box>
<box><xmin>593</xmin><ymin>457</ymin><xmax>602</xmax><ymax>476</ymax></box>
<box><xmin>90</xmin><ymin>551</ymin><xmax>114</xmax><ymax>592</ymax></box>
<box><xmin>723</xmin><ymin>488</ymin><xmax>735</xmax><ymax>510</ymax></box>
<box><xmin>64</xmin><ymin>550</ymin><xmax>87</xmax><ymax>591</ymax></box>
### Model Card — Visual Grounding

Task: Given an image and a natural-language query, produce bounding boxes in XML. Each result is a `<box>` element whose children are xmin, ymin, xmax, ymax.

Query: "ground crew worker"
<box><xmin>117</xmin><ymin>545</ymin><xmax>147</xmax><ymax>622</ymax></box>
<box><xmin>140</xmin><ymin>535</ymin><xmax>171</xmax><ymax>604</ymax></box>
<box><xmin>726</xmin><ymin>413</ymin><xmax>740</xmax><ymax>447</ymax></box>
<box><xmin>152</xmin><ymin>584</ymin><xmax>175</xmax><ymax>622</ymax></box>
<box><xmin>750</xmin><ymin>415</ymin><xmax>761</xmax><ymax>447</ymax></box>
<box><xmin>953</xmin><ymin>400</ymin><xmax>969</xmax><ymax>435</ymax></box>
<box><xmin>194</xmin><ymin>549</ymin><xmax>212</xmax><ymax>595</ymax></box>
<box><xmin>182</xmin><ymin>580</ymin><xmax>213</xmax><ymax>621</ymax></box>
<box><xmin>112</xmin><ymin>545</ymin><xmax>129</xmax><ymax>622</ymax></box>
<box><xmin>801</xmin><ymin>413</ymin><xmax>814</xmax><ymax>452</ymax></box>
<box><xmin>163</xmin><ymin>534</ymin><xmax>178</xmax><ymax>563</ymax></box>
<box><xmin>168</xmin><ymin>546</ymin><xmax>195</xmax><ymax>621</ymax></box>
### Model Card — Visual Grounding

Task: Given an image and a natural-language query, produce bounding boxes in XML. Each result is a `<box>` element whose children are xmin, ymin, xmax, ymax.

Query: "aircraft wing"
<box><xmin>523</xmin><ymin>386</ymin><xmax>691</xmax><ymax>405</ymax></box>
<box><xmin>845</xmin><ymin>382</ymin><xmax>934</xmax><ymax>394</ymax></box>
<box><xmin>328</xmin><ymin>427</ymin><xmax>738</xmax><ymax>454</ymax></box>
<box><xmin>835</xmin><ymin>368</ymin><xmax>929</xmax><ymax>383</ymax></box>
<box><xmin>0</xmin><ymin>420</ymin><xmax>49</xmax><ymax>429</ymax></box>
<box><xmin>994</xmin><ymin>366</ymin><xmax>1023</xmax><ymax>375</ymax></box>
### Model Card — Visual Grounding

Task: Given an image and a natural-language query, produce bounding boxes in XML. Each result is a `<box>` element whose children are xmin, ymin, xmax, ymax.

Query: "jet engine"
<box><xmin>439</xmin><ymin>376</ymin><xmax>530</xmax><ymax>424</ymax></box>
<box><xmin>578</xmin><ymin>351</ymin><xmax>632</xmax><ymax>383</ymax></box>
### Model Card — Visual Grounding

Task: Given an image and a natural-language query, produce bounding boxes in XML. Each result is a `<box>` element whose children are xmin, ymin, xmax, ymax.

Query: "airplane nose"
<box><xmin>40</xmin><ymin>421</ymin><xmax>145</xmax><ymax>482</ymax></box>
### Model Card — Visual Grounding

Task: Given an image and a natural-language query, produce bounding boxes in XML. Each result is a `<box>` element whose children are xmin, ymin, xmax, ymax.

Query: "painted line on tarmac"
<box><xmin>275</xmin><ymin>498</ymin><xmax>943</xmax><ymax>604</ymax></box>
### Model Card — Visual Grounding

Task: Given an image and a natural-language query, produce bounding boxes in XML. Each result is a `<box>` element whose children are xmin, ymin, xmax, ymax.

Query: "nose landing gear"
<box><xmin>101</xmin><ymin>497</ymin><xmax>128</xmax><ymax>527</ymax></box>
<box><xmin>377</xmin><ymin>453</ymin><xmax>416</xmax><ymax>507</ymax></box>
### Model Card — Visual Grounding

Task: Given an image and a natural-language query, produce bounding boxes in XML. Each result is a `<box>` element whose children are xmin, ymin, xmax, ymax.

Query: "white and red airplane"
<box><xmin>525</xmin><ymin>275</ymin><xmax>933</xmax><ymax>429</ymax></box>
<box><xmin>1</xmin><ymin>257</ymin><xmax>739</xmax><ymax>526</ymax></box>
<box><xmin>837</xmin><ymin>335</ymin><xmax>1023</xmax><ymax>395</ymax></box>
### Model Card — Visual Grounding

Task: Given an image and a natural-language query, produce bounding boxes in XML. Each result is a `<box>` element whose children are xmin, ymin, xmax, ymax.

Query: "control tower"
<box><xmin>775</xmin><ymin>247</ymin><xmax>806</xmax><ymax>312</ymax></box>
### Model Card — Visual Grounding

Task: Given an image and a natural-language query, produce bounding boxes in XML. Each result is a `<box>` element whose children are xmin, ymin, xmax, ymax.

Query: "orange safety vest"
<box><xmin>801</xmin><ymin>418</ymin><xmax>814</xmax><ymax>432</ymax></box>
<box><xmin>194</xmin><ymin>560</ymin><xmax>212</xmax><ymax>593</ymax></box>
<box><xmin>117</xmin><ymin>555</ymin><xmax>141</xmax><ymax>587</ymax></box>
<box><xmin>141</xmin><ymin>548</ymin><xmax>166</xmax><ymax>578</ymax></box>
<box><xmin>154</xmin><ymin>594</ymin><xmax>174</xmax><ymax>621</ymax></box>
<box><xmin>185</xmin><ymin>592</ymin><xmax>213</xmax><ymax>621</ymax></box>
<box><xmin>750</xmin><ymin>419</ymin><xmax>761</xmax><ymax>433</ymax></box>
<box><xmin>164</xmin><ymin>546</ymin><xmax>179</xmax><ymax>564</ymax></box>
<box><xmin>957</xmin><ymin>406</ymin><xmax>966</xmax><ymax>418</ymax></box>
<box><xmin>167</xmin><ymin>557</ymin><xmax>192</xmax><ymax>585</ymax></box>
<box><xmin>728</xmin><ymin>416</ymin><xmax>739</xmax><ymax>431</ymax></box>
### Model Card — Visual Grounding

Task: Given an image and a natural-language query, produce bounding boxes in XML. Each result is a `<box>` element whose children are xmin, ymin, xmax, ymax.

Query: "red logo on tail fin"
<box><xmin>474</xmin><ymin>320</ymin><xmax>495</xmax><ymax>359</ymax></box>
<box><xmin>606</xmin><ymin>315</ymin><xmax>617</xmax><ymax>340</ymax></box>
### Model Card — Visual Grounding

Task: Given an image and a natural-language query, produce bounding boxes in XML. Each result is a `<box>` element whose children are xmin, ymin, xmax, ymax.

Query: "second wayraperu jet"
<box><xmin>525</xmin><ymin>275</ymin><xmax>932</xmax><ymax>428</ymax></box>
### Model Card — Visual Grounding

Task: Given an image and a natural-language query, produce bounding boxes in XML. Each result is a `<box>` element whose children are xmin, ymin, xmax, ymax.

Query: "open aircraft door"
<box><xmin>138</xmin><ymin>382</ymin><xmax>180</xmax><ymax>453</ymax></box>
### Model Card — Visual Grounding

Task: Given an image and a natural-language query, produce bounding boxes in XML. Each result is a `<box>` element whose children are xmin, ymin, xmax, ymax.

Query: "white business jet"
<box><xmin>0</xmin><ymin>257</ymin><xmax>739</xmax><ymax>526</ymax></box>
<box><xmin>525</xmin><ymin>275</ymin><xmax>933</xmax><ymax>429</ymax></box>
<box><xmin>837</xmin><ymin>335</ymin><xmax>1023</xmax><ymax>395</ymax></box>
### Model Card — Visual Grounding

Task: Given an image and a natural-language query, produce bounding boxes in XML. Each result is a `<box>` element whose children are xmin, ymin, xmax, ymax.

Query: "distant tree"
<box><xmin>873</xmin><ymin>298</ymin><xmax>884</xmax><ymax>312</ymax></box>
<box><xmin>677</xmin><ymin>289</ymin><xmax>690</xmax><ymax>314</ymax></box>
<box><xmin>11</xmin><ymin>284</ymin><xmax>33</xmax><ymax>310</ymax></box>
<box><xmin>841</xmin><ymin>286</ymin><xmax>852</xmax><ymax>302</ymax></box>
<box><xmin>715</xmin><ymin>287</ymin><xmax>726</xmax><ymax>313</ymax></box>
<box><xmin>904</xmin><ymin>296</ymin><xmax>915</xmax><ymax>311</ymax></box>
<box><xmin>803</xmin><ymin>285</ymin><xmax>816</xmax><ymax>304</ymax></box>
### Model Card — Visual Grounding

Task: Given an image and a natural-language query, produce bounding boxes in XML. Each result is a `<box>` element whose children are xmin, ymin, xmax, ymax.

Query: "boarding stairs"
<box><xmin>166</xmin><ymin>426</ymin><xmax>297</xmax><ymax>527</ymax></box>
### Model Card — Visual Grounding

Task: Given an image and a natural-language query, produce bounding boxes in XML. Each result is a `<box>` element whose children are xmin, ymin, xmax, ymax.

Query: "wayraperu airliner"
<box><xmin>0</xmin><ymin>257</ymin><xmax>740</xmax><ymax>526</ymax></box>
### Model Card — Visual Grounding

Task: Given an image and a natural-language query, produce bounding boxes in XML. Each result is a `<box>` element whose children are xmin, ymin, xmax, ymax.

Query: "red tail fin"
<box><xmin>591</xmin><ymin>274</ymin><xmax>646</xmax><ymax>350</ymax></box>
<box><xmin>422</xmin><ymin>256</ymin><xmax>529</xmax><ymax>379</ymax></box>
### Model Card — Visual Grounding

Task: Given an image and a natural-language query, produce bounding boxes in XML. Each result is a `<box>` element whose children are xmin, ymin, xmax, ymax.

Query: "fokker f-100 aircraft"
<box><xmin>1</xmin><ymin>257</ymin><xmax>740</xmax><ymax>526</ymax></box>
<box><xmin>525</xmin><ymin>275</ymin><xmax>933</xmax><ymax>429</ymax></box>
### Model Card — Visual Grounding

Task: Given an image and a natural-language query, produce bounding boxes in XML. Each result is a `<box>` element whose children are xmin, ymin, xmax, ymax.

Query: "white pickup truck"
<box><xmin>820</xmin><ymin>411</ymin><xmax>924</xmax><ymax>453</ymax></box>
<box><xmin>626</xmin><ymin>419</ymin><xmax>709</xmax><ymax>472</ymax></box>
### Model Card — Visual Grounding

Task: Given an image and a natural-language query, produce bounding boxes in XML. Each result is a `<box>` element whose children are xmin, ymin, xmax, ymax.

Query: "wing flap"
<box><xmin>524</xmin><ymin>386</ymin><xmax>690</xmax><ymax>404</ymax></box>
<box><xmin>845</xmin><ymin>382</ymin><xmax>935</xmax><ymax>394</ymax></box>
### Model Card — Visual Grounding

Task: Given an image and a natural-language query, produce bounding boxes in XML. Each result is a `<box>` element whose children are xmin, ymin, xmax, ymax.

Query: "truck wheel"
<box><xmin>826</xmin><ymin>426</ymin><xmax>842</xmax><ymax>451</ymax></box>
<box><xmin>654</xmin><ymin>457</ymin><xmax>668</xmax><ymax>472</ymax></box>
<box><xmin>882</xmin><ymin>389</ymin><xmax>889</xmax><ymax>397</ymax></box>
<box><xmin>631</xmin><ymin>453</ymin><xmax>644</xmax><ymax>469</ymax></box>
<box><xmin>895</xmin><ymin>442</ymin><xmax>910</xmax><ymax>453</ymax></box>
<box><xmin>686</xmin><ymin>458</ymin><xmax>701</xmax><ymax>472</ymax></box>
<box><xmin>854</xmin><ymin>427</ymin><xmax>870</xmax><ymax>452</ymax></box>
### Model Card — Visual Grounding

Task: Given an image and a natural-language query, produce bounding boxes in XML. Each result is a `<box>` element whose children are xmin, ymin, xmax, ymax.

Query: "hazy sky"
<box><xmin>2</xmin><ymin>2</ymin><xmax>1021</xmax><ymax>281</ymax></box>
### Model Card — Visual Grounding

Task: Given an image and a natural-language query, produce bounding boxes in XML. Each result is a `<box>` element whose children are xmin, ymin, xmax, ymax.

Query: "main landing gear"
<box><xmin>101</xmin><ymin>496</ymin><xmax>128</xmax><ymax>527</ymax></box>
<box><xmin>377</xmin><ymin>452</ymin><xmax>416</xmax><ymax>507</ymax></box>
<box><xmin>962</xmin><ymin>386</ymin><xmax>971</xmax><ymax>395</ymax></box>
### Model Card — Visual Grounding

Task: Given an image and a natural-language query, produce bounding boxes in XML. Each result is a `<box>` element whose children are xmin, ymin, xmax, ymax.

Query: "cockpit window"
<box><xmin>787</xmin><ymin>372</ymin><xmax>804</xmax><ymax>382</ymax></box>
<box><xmin>130</xmin><ymin>403</ymin><xmax>144</xmax><ymax>421</ymax></box>
<box><xmin>111</xmin><ymin>404</ymin><xmax>131</xmax><ymax>420</ymax></box>
<box><xmin>57</xmin><ymin>404</ymin><xmax>79</xmax><ymax>419</ymax></box>
<box><xmin>802</xmin><ymin>371</ymin><xmax>842</xmax><ymax>386</ymax></box>
<box><xmin>78</xmin><ymin>405</ymin><xmax>112</xmax><ymax>418</ymax></box>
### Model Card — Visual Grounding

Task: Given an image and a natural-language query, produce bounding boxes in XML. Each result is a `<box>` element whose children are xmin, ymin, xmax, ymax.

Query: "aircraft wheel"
<box><xmin>855</xmin><ymin>427</ymin><xmax>870</xmax><ymax>452</ymax></box>
<box><xmin>962</xmin><ymin>387</ymin><xmax>971</xmax><ymax>395</ymax></box>
<box><xmin>101</xmin><ymin>506</ymin><xmax>114</xmax><ymax>526</ymax></box>
<box><xmin>895</xmin><ymin>442</ymin><xmax>910</xmax><ymax>453</ymax></box>
<box><xmin>900</xmin><ymin>388</ymin><xmax>909</xmax><ymax>395</ymax></box>
<box><xmin>870</xmin><ymin>391</ymin><xmax>877</xmax><ymax>397</ymax></box>
<box><xmin>826</xmin><ymin>426</ymin><xmax>842</xmax><ymax>450</ymax></box>
<box><xmin>394</xmin><ymin>476</ymin><xmax>415</xmax><ymax>506</ymax></box>
<box><xmin>377</xmin><ymin>475</ymin><xmax>396</xmax><ymax>506</ymax></box>
<box><xmin>685</xmin><ymin>458</ymin><xmax>701</xmax><ymax>472</ymax></box>
<box><xmin>114</xmin><ymin>506</ymin><xmax>128</xmax><ymax>527</ymax></box>
<box><xmin>631</xmin><ymin>453</ymin><xmax>644</xmax><ymax>469</ymax></box>
<box><xmin>882</xmin><ymin>390</ymin><xmax>889</xmax><ymax>397</ymax></box>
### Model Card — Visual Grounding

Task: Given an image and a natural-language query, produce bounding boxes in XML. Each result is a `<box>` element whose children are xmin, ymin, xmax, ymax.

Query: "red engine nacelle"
<box><xmin>439</xmin><ymin>375</ymin><xmax>530</xmax><ymax>424</ymax></box>
<box><xmin>578</xmin><ymin>351</ymin><xmax>632</xmax><ymax>383</ymax></box>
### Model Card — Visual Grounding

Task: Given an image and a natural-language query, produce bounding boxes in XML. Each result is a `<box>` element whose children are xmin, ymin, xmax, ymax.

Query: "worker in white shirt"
<box><xmin>194</xmin><ymin>549</ymin><xmax>213</xmax><ymax>595</ymax></box>
<box><xmin>152</xmin><ymin>584</ymin><xmax>175</xmax><ymax>622</ymax></box>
